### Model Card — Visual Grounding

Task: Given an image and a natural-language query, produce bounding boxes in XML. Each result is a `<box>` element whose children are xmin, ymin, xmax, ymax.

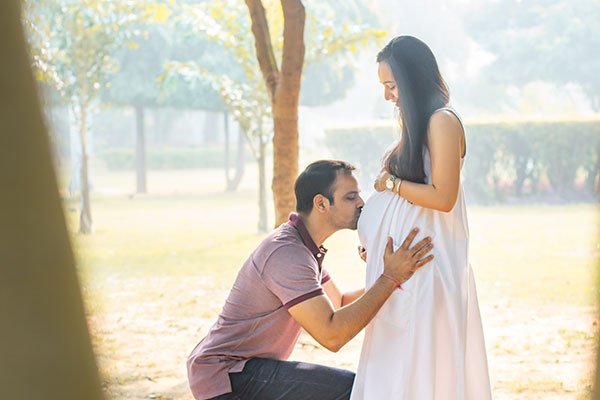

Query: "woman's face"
<box><xmin>378</xmin><ymin>61</ymin><xmax>400</xmax><ymax>107</ymax></box>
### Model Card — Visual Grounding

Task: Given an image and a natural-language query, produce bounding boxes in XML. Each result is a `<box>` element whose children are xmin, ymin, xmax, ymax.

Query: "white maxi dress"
<box><xmin>351</xmin><ymin>112</ymin><xmax>492</xmax><ymax>400</ymax></box>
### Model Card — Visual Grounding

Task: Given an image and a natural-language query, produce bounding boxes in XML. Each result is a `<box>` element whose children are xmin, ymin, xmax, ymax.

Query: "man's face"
<box><xmin>327</xmin><ymin>173</ymin><xmax>364</xmax><ymax>230</ymax></box>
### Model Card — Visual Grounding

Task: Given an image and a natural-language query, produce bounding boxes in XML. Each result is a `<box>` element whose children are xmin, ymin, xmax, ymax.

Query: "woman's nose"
<box><xmin>384</xmin><ymin>88</ymin><xmax>396</xmax><ymax>102</ymax></box>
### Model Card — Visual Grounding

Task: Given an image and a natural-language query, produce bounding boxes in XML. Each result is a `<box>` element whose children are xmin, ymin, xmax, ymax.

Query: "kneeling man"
<box><xmin>188</xmin><ymin>160</ymin><xmax>434</xmax><ymax>399</ymax></box>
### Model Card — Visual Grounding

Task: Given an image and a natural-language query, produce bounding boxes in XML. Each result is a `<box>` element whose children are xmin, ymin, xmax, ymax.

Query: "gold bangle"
<box><xmin>394</xmin><ymin>178</ymin><xmax>403</xmax><ymax>194</ymax></box>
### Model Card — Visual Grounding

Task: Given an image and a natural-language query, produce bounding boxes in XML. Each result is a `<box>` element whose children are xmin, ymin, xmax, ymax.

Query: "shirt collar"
<box><xmin>288</xmin><ymin>212</ymin><xmax>327</xmax><ymax>266</ymax></box>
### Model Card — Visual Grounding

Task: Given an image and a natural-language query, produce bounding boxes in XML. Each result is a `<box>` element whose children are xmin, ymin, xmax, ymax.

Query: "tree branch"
<box><xmin>244</xmin><ymin>0</ymin><xmax>279</xmax><ymax>99</ymax></box>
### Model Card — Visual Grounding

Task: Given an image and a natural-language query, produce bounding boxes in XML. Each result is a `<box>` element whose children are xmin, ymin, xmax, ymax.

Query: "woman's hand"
<box><xmin>374</xmin><ymin>169</ymin><xmax>391</xmax><ymax>192</ymax></box>
<box><xmin>357</xmin><ymin>245</ymin><xmax>367</xmax><ymax>262</ymax></box>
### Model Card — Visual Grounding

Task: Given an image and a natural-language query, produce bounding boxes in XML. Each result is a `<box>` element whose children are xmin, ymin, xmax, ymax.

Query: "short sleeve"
<box><xmin>321</xmin><ymin>267</ymin><xmax>331</xmax><ymax>285</ymax></box>
<box><xmin>262</xmin><ymin>245</ymin><xmax>324</xmax><ymax>309</ymax></box>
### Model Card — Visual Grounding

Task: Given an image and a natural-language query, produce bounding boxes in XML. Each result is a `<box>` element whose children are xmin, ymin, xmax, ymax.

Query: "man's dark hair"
<box><xmin>295</xmin><ymin>160</ymin><xmax>356</xmax><ymax>214</ymax></box>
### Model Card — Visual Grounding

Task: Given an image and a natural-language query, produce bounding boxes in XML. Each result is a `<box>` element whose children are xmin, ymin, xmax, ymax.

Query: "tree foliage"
<box><xmin>23</xmin><ymin>0</ymin><xmax>164</xmax><ymax>233</ymax></box>
<box><xmin>466</xmin><ymin>0</ymin><xmax>600</xmax><ymax>110</ymax></box>
<box><xmin>165</xmin><ymin>0</ymin><xmax>385</xmax><ymax>229</ymax></box>
<box><xmin>102</xmin><ymin>24</ymin><xmax>227</xmax><ymax>111</ymax></box>
<box><xmin>25</xmin><ymin>0</ymin><xmax>162</xmax><ymax>104</ymax></box>
<box><xmin>165</xmin><ymin>0</ymin><xmax>385</xmax><ymax>137</ymax></box>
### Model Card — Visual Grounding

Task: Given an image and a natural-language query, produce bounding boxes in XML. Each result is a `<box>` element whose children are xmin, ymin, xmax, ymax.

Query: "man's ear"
<box><xmin>312</xmin><ymin>194</ymin><xmax>330</xmax><ymax>214</ymax></box>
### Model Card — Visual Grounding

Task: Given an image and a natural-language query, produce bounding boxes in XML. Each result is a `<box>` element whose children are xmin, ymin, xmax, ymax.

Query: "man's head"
<box><xmin>295</xmin><ymin>160</ymin><xmax>364</xmax><ymax>230</ymax></box>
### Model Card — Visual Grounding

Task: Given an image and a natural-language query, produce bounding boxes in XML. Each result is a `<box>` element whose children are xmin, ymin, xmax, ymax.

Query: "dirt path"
<box><xmin>88</xmin><ymin>276</ymin><xmax>597</xmax><ymax>400</ymax></box>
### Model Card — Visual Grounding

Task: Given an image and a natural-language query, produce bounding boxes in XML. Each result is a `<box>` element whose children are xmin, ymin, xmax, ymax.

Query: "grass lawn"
<box><xmin>64</xmin><ymin>167</ymin><xmax>599</xmax><ymax>400</ymax></box>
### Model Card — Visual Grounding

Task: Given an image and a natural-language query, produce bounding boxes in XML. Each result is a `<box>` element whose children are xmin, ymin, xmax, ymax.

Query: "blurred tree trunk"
<box><xmin>76</xmin><ymin>100</ymin><xmax>93</xmax><ymax>234</ymax></box>
<box><xmin>70</xmin><ymin>10</ymin><xmax>95</xmax><ymax>234</ymax></box>
<box><xmin>225</xmin><ymin>110</ymin><xmax>230</xmax><ymax>184</ymax></box>
<box><xmin>225</xmin><ymin>112</ymin><xmax>246</xmax><ymax>192</ymax></box>
<box><xmin>245</xmin><ymin>0</ymin><xmax>305</xmax><ymax>226</ymax></box>
<box><xmin>257</xmin><ymin>135</ymin><xmax>268</xmax><ymax>232</ymax></box>
<box><xmin>135</xmin><ymin>104</ymin><xmax>147</xmax><ymax>193</ymax></box>
<box><xmin>226</xmin><ymin>128</ymin><xmax>246</xmax><ymax>192</ymax></box>
<box><xmin>0</xmin><ymin>2</ymin><xmax>104</xmax><ymax>399</ymax></box>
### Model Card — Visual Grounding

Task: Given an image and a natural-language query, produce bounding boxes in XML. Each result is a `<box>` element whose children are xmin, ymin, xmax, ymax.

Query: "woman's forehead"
<box><xmin>378</xmin><ymin>62</ymin><xmax>395</xmax><ymax>83</ymax></box>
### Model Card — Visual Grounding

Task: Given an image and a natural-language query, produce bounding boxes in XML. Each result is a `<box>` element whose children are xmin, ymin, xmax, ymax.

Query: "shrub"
<box><xmin>100</xmin><ymin>146</ymin><xmax>228</xmax><ymax>170</ymax></box>
<box><xmin>325</xmin><ymin>118</ymin><xmax>600</xmax><ymax>203</ymax></box>
<box><xmin>324</xmin><ymin>122</ymin><xmax>397</xmax><ymax>191</ymax></box>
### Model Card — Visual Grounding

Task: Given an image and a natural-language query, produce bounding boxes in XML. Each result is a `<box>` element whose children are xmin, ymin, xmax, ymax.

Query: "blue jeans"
<box><xmin>210</xmin><ymin>358</ymin><xmax>355</xmax><ymax>400</ymax></box>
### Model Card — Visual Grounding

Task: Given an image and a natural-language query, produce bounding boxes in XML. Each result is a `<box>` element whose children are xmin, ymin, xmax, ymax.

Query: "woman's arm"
<box><xmin>323</xmin><ymin>278</ymin><xmax>366</xmax><ymax>308</ymax></box>
<box><xmin>375</xmin><ymin>110</ymin><xmax>464</xmax><ymax>212</ymax></box>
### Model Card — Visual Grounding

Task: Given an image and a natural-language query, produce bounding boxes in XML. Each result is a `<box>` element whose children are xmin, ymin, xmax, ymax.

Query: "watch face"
<box><xmin>386</xmin><ymin>178</ymin><xmax>394</xmax><ymax>190</ymax></box>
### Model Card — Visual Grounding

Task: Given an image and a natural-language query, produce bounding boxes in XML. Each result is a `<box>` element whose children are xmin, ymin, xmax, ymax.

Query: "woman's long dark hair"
<box><xmin>377</xmin><ymin>36</ymin><xmax>450</xmax><ymax>183</ymax></box>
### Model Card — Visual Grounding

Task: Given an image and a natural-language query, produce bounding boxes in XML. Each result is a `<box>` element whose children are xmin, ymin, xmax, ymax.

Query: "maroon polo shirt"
<box><xmin>187</xmin><ymin>213</ymin><xmax>331</xmax><ymax>399</ymax></box>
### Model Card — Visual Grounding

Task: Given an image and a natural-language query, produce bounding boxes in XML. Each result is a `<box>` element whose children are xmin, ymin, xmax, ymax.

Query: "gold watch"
<box><xmin>385</xmin><ymin>175</ymin><xmax>396</xmax><ymax>190</ymax></box>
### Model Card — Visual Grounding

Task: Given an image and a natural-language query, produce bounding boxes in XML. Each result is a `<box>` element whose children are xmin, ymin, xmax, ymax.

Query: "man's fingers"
<box><xmin>385</xmin><ymin>236</ymin><xmax>393</xmax><ymax>254</ymax></box>
<box><xmin>414</xmin><ymin>243</ymin><xmax>433</xmax><ymax>260</ymax></box>
<box><xmin>410</xmin><ymin>237</ymin><xmax>432</xmax><ymax>257</ymax></box>
<box><xmin>414</xmin><ymin>254</ymin><xmax>435</xmax><ymax>270</ymax></box>
<box><xmin>400</xmin><ymin>228</ymin><xmax>419</xmax><ymax>250</ymax></box>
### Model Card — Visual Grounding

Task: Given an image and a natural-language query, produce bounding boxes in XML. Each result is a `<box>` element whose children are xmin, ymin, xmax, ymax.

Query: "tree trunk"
<box><xmin>257</xmin><ymin>140</ymin><xmax>268</xmax><ymax>232</ymax></box>
<box><xmin>0</xmin><ymin>3</ymin><xmax>104</xmax><ymax>398</ymax></box>
<box><xmin>78</xmin><ymin>103</ymin><xmax>92</xmax><ymax>234</ymax></box>
<box><xmin>271</xmin><ymin>0</ymin><xmax>305</xmax><ymax>225</ymax></box>
<box><xmin>135</xmin><ymin>104</ymin><xmax>147</xmax><ymax>193</ymax></box>
<box><xmin>271</xmin><ymin>110</ymin><xmax>299</xmax><ymax>224</ymax></box>
<box><xmin>226</xmin><ymin>128</ymin><xmax>246</xmax><ymax>192</ymax></box>
<box><xmin>224</xmin><ymin>111</ymin><xmax>230</xmax><ymax>183</ymax></box>
<box><xmin>245</xmin><ymin>0</ymin><xmax>305</xmax><ymax>226</ymax></box>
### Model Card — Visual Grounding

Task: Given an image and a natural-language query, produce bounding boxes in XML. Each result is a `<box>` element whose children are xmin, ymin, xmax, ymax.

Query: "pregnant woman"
<box><xmin>350</xmin><ymin>36</ymin><xmax>492</xmax><ymax>400</ymax></box>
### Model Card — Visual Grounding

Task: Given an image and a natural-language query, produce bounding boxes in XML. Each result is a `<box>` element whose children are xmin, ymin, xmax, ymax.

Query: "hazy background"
<box><xmin>38</xmin><ymin>0</ymin><xmax>599</xmax><ymax>207</ymax></box>
<box><xmin>22</xmin><ymin>1</ymin><xmax>599</xmax><ymax>399</ymax></box>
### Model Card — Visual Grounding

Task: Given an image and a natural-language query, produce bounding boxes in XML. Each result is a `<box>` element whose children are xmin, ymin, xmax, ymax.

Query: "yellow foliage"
<box><xmin>146</xmin><ymin>4</ymin><xmax>171</xmax><ymax>23</ymax></box>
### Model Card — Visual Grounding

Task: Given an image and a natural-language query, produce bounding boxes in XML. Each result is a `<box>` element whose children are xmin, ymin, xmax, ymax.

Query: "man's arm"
<box><xmin>288</xmin><ymin>229</ymin><xmax>433</xmax><ymax>352</ymax></box>
<box><xmin>291</xmin><ymin>278</ymin><xmax>396</xmax><ymax>352</ymax></box>
<box><xmin>323</xmin><ymin>279</ymin><xmax>364</xmax><ymax>309</ymax></box>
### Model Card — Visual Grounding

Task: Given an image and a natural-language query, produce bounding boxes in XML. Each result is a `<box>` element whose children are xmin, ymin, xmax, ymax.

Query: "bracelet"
<box><xmin>394</xmin><ymin>178</ymin><xmax>403</xmax><ymax>194</ymax></box>
<box><xmin>381</xmin><ymin>273</ymin><xmax>403</xmax><ymax>290</ymax></box>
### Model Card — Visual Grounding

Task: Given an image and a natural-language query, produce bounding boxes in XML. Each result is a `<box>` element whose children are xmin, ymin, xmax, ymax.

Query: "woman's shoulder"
<box><xmin>427</xmin><ymin>107</ymin><xmax>466</xmax><ymax>157</ymax></box>
<box><xmin>429</xmin><ymin>107</ymin><xmax>463</xmax><ymax>129</ymax></box>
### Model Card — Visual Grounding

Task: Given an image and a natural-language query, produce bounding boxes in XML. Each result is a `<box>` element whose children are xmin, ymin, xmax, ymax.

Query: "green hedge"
<box><xmin>100</xmin><ymin>147</ymin><xmax>229</xmax><ymax>170</ymax></box>
<box><xmin>324</xmin><ymin>123</ymin><xmax>396</xmax><ymax>192</ymax></box>
<box><xmin>325</xmin><ymin>119</ymin><xmax>600</xmax><ymax>203</ymax></box>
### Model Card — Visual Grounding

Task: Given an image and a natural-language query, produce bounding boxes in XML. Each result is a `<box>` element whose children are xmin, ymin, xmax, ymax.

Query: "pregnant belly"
<box><xmin>358</xmin><ymin>190</ymin><xmax>428</xmax><ymax>249</ymax></box>
<box><xmin>357</xmin><ymin>191</ymin><xmax>439</xmax><ymax>290</ymax></box>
